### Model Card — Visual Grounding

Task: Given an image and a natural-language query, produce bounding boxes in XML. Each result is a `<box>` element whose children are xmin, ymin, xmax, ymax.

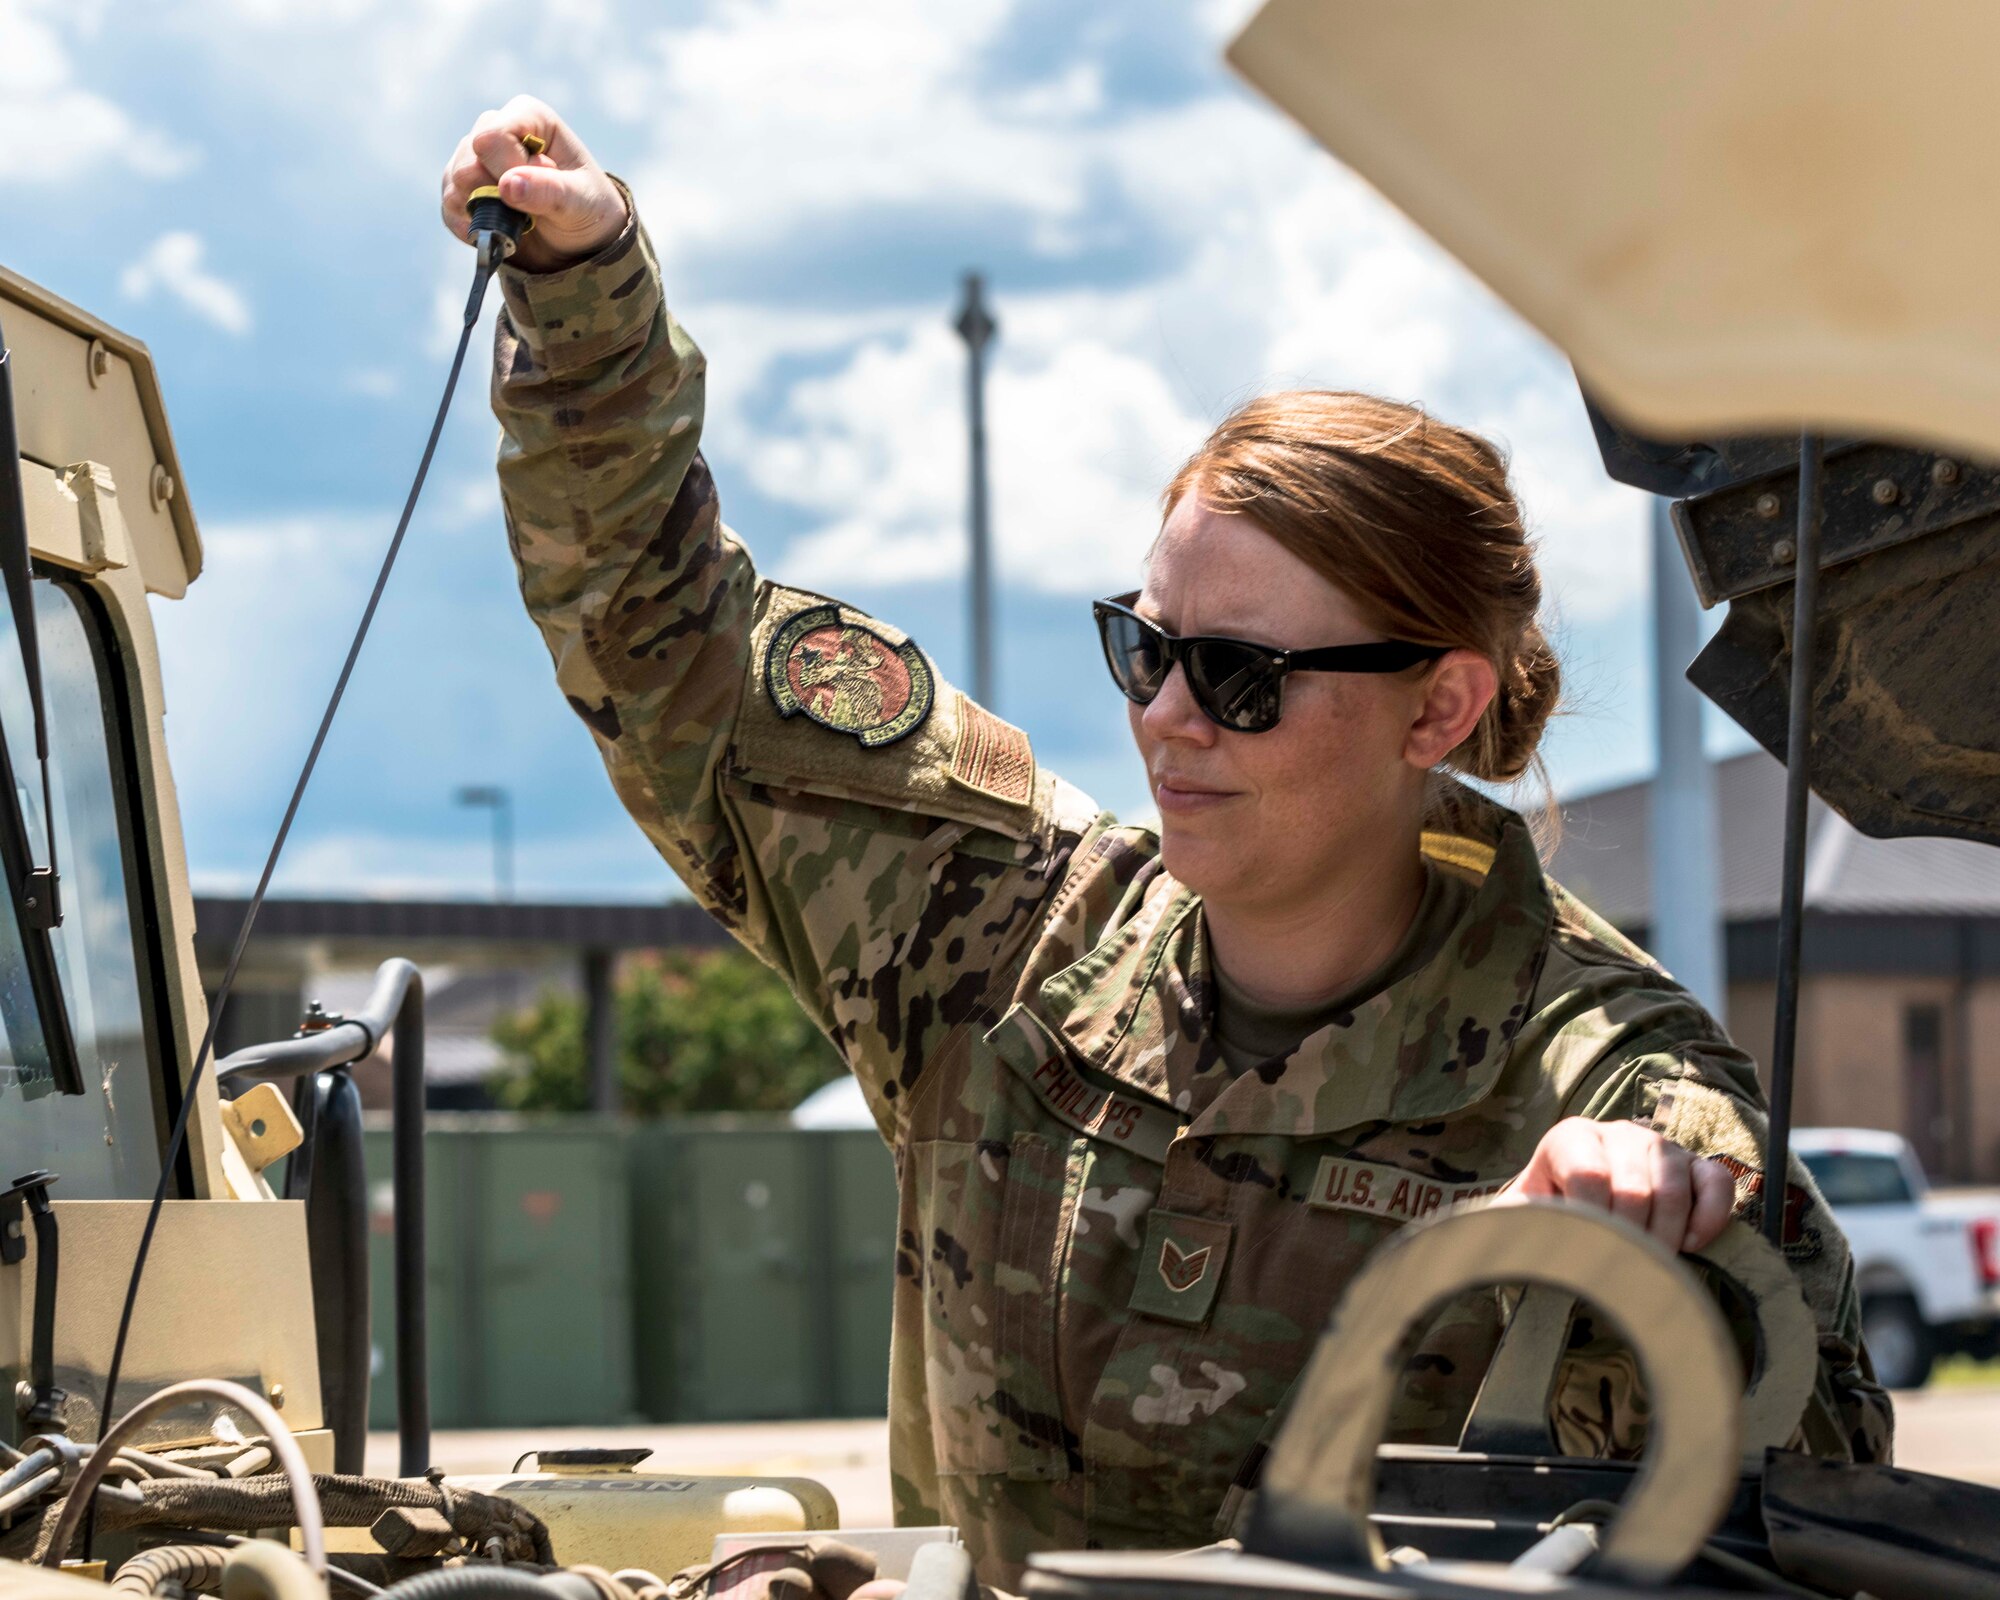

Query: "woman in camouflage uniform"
<box><xmin>443</xmin><ymin>99</ymin><xmax>1892</xmax><ymax>1592</ymax></box>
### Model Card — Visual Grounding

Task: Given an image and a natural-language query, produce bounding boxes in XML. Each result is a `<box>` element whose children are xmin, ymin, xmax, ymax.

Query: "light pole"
<box><xmin>1647</xmin><ymin>497</ymin><xmax>1724</xmax><ymax>1021</ymax></box>
<box><xmin>454</xmin><ymin>785</ymin><xmax>513</xmax><ymax>903</ymax></box>
<box><xmin>953</xmin><ymin>272</ymin><xmax>998</xmax><ymax>709</ymax></box>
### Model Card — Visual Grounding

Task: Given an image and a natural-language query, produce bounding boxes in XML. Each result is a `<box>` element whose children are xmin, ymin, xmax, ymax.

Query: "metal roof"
<box><xmin>192</xmin><ymin>894</ymin><xmax>731</xmax><ymax>951</ymax></box>
<box><xmin>1550</xmin><ymin>751</ymin><xmax>2000</xmax><ymax>928</ymax></box>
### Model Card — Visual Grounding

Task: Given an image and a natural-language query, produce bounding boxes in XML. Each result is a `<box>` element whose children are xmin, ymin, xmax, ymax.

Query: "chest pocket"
<box><xmin>908</xmin><ymin>1000</ymin><xmax>1185</xmax><ymax>1481</ymax></box>
<box><xmin>913</xmin><ymin>1133</ymin><xmax>1075</xmax><ymax>1480</ymax></box>
<box><xmin>907</xmin><ymin>1005</ymin><xmax>1187</xmax><ymax>1483</ymax></box>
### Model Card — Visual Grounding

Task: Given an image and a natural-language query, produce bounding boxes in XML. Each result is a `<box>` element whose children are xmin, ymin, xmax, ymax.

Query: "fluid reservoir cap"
<box><xmin>537</xmin><ymin>1447</ymin><xmax>654</xmax><ymax>1475</ymax></box>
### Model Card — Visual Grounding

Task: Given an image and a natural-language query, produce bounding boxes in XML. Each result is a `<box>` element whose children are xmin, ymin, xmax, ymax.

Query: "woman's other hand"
<box><xmin>1496</xmin><ymin>1116</ymin><xmax>1738</xmax><ymax>1252</ymax></box>
<box><xmin>441</xmin><ymin>94</ymin><xmax>629</xmax><ymax>271</ymax></box>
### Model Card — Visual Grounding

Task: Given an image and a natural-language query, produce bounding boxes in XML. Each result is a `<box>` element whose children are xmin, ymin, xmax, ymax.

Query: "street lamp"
<box><xmin>454</xmin><ymin>785</ymin><xmax>513</xmax><ymax>902</ymax></box>
<box><xmin>953</xmin><ymin>271</ymin><xmax>998</xmax><ymax>710</ymax></box>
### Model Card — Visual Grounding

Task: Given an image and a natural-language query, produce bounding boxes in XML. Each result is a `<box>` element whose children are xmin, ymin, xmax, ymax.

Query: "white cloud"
<box><xmin>0</xmin><ymin>1</ymin><xmax>195</xmax><ymax>185</ymax></box>
<box><xmin>113</xmin><ymin>0</ymin><xmax>1646</xmax><ymax>620</ymax></box>
<box><xmin>757</xmin><ymin>316</ymin><xmax>1204</xmax><ymax>597</ymax></box>
<box><xmin>442</xmin><ymin>474</ymin><xmax>503</xmax><ymax>529</ymax></box>
<box><xmin>345</xmin><ymin>368</ymin><xmax>401</xmax><ymax>398</ymax></box>
<box><xmin>73</xmin><ymin>0</ymin><xmax>1643</xmax><ymax>630</ymax></box>
<box><xmin>152</xmin><ymin>512</ymin><xmax>382</xmax><ymax>785</ymax></box>
<box><xmin>627</xmin><ymin>0</ymin><xmax>1070</xmax><ymax>262</ymax></box>
<box><xmin>120</xmin><ymin>232</ymin><xmax>254</xmax><ymax>335</ymax></box>
<box><xmin>662</xmin><ymin>56</ymin><xmax>1647</xmax><ymax>621</ymax></box>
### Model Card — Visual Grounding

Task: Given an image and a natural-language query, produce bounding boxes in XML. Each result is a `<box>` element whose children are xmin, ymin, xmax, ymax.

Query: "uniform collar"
<box><xmin>1024</xmin><ymin>792</ymin><xmax>1553</xmax><ymax>1138</ymax></box>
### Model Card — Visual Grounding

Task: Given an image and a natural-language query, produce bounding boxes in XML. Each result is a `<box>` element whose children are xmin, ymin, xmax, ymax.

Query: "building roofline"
<box><xmin>192</xmin><ymin>895</ymin><xmax>732</xmax><ymax>950</ymax></box>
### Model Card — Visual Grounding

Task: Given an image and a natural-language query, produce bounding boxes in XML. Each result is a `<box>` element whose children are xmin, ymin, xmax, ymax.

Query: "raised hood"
<box><xmin>1228</xmin><ymin>1</ymin><xmax>2000</xmax><ymax>845</ymax></box>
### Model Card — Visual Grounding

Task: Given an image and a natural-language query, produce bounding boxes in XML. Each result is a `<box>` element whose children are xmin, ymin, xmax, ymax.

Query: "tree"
<box><xmin>489</xmin><ymin>947</ymin><xmax>845</xmax><ymax>1116</ymax></box>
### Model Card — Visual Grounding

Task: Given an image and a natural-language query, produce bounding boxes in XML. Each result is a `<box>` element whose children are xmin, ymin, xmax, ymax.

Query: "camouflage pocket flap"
<box><xmin>987</xmin><ymin>1006</ymin><xmax>1178</xmax><ymax>1165</ymax></box>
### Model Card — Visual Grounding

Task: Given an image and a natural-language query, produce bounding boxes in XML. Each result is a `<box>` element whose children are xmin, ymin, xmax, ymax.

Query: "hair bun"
<box><xmin>1466</xmin><ymin>621</ymin><xmax>1560</xmax><ymax>784</ymax></box>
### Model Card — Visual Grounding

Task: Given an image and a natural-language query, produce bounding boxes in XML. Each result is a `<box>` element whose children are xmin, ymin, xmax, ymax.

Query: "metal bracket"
<box><xmin>0</xmin><ymin>1168</ymin><xmax>51</xmax><ymax>1267</ymax></box>
<box><xmin>219</xmin><ymin>1082</ymin><xmax>305</xmax><ymax>1176</ymax></box>
<box><xmin>59</xmin><ymin>461</ymin><xmax>132</xmax><ymax>575</ymax></box>
<box><xmin>2</xmin><ymin>1170</ymin><xmax>67</xmax><ymax>1434</ymax></box>
<box><xmin>21</xmin><ymin>866</ymin><xmax>59</xmax><ymax>932</ymax></box>
<box><xmin>1456</xmin><ymin>1283</ymin><xmax>1577</xmax><ymax>1457</ymax></box>
<box><xmin>1673</xmin><ymin>439</ymin><xmax>1996</xmax><ymax>607</ymax></box>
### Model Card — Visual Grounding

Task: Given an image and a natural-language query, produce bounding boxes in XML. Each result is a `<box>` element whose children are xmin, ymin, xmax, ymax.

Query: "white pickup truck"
<box><xmin>1794</xmin><ymin>1127</ymin><xmax>2000</xmax><ymax>1388</ymax></box>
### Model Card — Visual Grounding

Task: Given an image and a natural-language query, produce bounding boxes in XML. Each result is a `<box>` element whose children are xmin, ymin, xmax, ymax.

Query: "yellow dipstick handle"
<box><xmin>466</xmin><ymin>133</ymin><xmax>547</xmax><ymax>265</ymax></box>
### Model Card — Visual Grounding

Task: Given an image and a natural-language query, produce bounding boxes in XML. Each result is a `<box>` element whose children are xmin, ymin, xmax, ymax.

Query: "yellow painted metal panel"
<box><xmin>0</xmin><ymin>1200</ymin><xmax>321</xmax><ymax>1447</ymax></box>
<box><xmin>0</xmin><ymin>266</ymin><xmax>201</xmax><ymax>596</ymax></box>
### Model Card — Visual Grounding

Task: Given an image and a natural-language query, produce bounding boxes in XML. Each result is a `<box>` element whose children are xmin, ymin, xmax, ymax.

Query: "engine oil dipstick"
<box><xmin>467</xmin><ymin>131</ymin><xmax>544</xmax><ymax>269</ymax></box>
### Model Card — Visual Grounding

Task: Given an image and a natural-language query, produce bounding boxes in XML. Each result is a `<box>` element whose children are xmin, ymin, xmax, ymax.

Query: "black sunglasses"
<box><xmin>1091</xmin><ymin>592</ymin><xmax>1447</xmax><ymax>733</ymax></box>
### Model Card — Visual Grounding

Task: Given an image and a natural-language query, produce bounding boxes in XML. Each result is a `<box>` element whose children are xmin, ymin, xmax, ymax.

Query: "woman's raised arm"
<box><xmin>456</xmin><ymin>102</ymin><xmax>1107</xmax><ymax>1134</ymax></box>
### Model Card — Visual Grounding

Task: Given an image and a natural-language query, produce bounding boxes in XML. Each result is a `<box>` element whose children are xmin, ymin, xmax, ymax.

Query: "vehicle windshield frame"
<box><xmin>0</xmin><ymin>330</ymin><xmax>82</xmax><ymax>1098</ymax></box>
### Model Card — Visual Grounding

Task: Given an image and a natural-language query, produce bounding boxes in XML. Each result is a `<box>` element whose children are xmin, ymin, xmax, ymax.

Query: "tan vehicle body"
<box><xmin>0</xmin><ymin>266</ymin><xmax>833</xmax><ymax>1573</ymax></box>
<box><xmin>0</xmin><ymin>264</ymin><xmax>338</xmax><ymax>1464</ymax></box>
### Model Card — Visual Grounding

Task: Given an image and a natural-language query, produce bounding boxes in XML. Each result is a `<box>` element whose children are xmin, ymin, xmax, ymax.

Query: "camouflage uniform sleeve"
<box><xmin>1554</xmin><ymin>1039</ymin><xmax>1895</xmax><ymax>1465</ymax></box>
<box><xmin>491</xmin><ymin>193</ymin><xmax>1100</xmax><ymax>1138</ymax></box>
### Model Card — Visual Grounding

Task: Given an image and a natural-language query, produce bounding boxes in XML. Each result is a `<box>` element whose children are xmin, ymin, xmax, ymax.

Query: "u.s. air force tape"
<box><xmin>1307</xmin><ymin>1155</ymin><xmax>1508</xmax><ymax>1223</ymax></box>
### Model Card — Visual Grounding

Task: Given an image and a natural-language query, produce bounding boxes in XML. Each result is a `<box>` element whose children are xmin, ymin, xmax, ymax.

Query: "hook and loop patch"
<box><xmin>766</xmin><ymin>603</ymin><xmax>935</xmax><ymax>747</ymax></box>
<box><xmin>1130</xmin><ymin>1209</ymin><xmax>1232</xmax><ymax>1326</ymax></box>
<box><xmin>950</xmin><ymin>692</ymin><xmax>1035</xmax><ymax>805</ymax></box>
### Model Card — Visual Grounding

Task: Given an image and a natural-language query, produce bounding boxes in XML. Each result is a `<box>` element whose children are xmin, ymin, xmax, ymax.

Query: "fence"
<box><xmin>361</xmin><ymin>1116</ymin><xmax>897</xmax><ymax>1430</ymax></box>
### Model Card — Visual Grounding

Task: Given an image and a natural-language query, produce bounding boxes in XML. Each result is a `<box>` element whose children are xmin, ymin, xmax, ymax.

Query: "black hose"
<box><xmin>379</xmin><ymin>1568</ymin><xmax>584</xmax><ymax>1600</ymax></box>
<box><xmin>304</xmin><ymin>1069</ymin><xmax>370</xmax><ymax>1474</ymax></box>
<box><xmin>390</xmin><ymin>967</ymin><xmax>428</xmax><ymax>1477</ymax></box>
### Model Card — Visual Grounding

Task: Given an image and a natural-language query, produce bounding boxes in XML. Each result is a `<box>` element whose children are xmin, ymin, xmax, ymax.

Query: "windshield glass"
<box><xmin>0</xmin><ymin>575</ymin><xmax>163</xmax><ymax>1194</ymax></box>
<box><xmin>0</xmin><ymin>550</ymin><xmax>55</xmax><ymax>1101</ymax></box>
<box><xmin>1801</xmin><ymin>1150</ymin><xmax>1913</xmax><ymax>1207</ymax></box>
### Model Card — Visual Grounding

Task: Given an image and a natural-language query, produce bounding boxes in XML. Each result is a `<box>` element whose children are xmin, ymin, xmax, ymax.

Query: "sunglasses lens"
<box><xmin>1188</xmin><ymin>641</ymin><xmax>1282</xmax><ymax>732</ymax></box>
<box><xmin>1099</xmin><ymin>609</ymin><xmax>1169</xmax><ymax>703</ymax></box>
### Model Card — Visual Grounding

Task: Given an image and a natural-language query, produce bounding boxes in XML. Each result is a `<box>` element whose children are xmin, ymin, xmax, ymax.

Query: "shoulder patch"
<box><xmin>950</xmin><ymin>692</ymin><xmax>1035</xmax><ymax>805</ymax></box>
<box><xmin>765</xmin><ymin>603</ymin><xmax>934</xmax><ymax>747</ymax></box>
<box><xmin>1652</xmin><ymin>1080</ymin><xmax>1826</xmax><ymax>1262</ymax></box>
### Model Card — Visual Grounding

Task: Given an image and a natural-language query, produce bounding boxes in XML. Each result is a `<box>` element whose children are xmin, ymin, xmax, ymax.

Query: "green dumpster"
<box><xmin>365</xmin><ymin>1116</ymin><xmax>635</xmax><ymax>1429</ymax></box>
<box><xmin>630</xmin><ymin>1122</ymin><xmax>896</xmax><ymax>1422</ymax></box>
<box><xmin>827</xmin><ymin>1130</ymin><xmax>898</xmax><ymax>1415</ymax></box>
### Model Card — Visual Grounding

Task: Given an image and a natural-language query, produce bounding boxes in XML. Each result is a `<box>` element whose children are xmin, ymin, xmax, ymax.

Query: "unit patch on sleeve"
<box><xmin>950</xmin><ymin>692</ymin><xmax>1035</xmax><ymax>805</ymax></box>
<box><xmin>1307</xmin><ymin>1156</ymin><xmax>1508</xmax><ymax>1224</ymax></box>
<box><xmin>765</xmin><ymin>603</ymin><xmax>935</xmax><ymax>747</ymax></box>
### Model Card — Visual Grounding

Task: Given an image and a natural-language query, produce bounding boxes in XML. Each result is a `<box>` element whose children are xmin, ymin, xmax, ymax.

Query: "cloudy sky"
<box><xmin>5</xmin><ymin>0</ymin><xmax>1738</xmax><ymax>901</ymax></box>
